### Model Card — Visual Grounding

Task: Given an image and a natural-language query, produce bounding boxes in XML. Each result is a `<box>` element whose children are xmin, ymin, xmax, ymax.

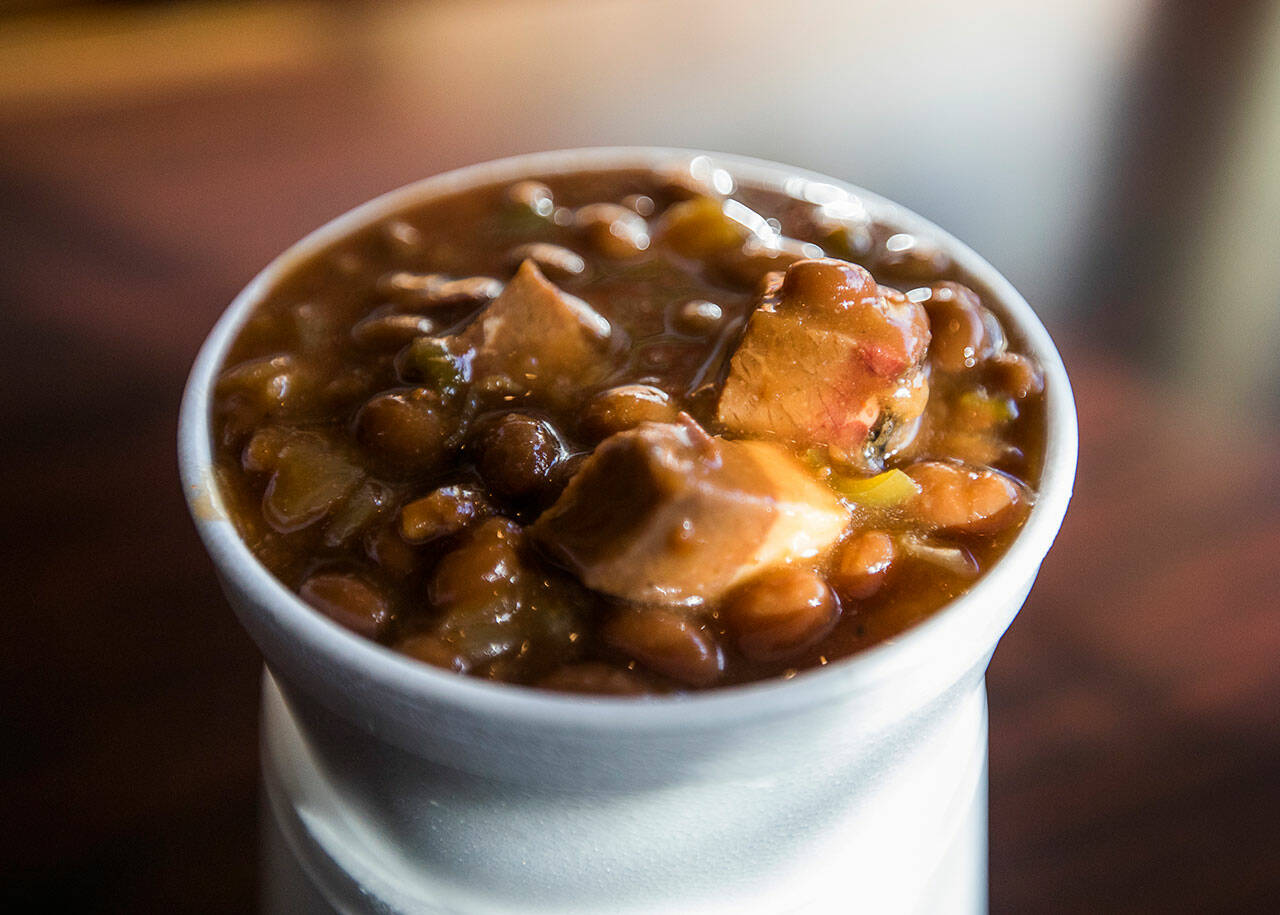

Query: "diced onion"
<box><xmin>831</xmin><ymin>468</ymin><xmax>921</xmax><ymax>507</ymax></box>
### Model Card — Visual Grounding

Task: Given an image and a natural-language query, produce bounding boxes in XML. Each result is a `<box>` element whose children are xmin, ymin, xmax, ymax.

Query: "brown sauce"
<box><xmin>211</xmin><ymin>163</ymin><xmax>1046</xmax><ymax>693</ymax></box>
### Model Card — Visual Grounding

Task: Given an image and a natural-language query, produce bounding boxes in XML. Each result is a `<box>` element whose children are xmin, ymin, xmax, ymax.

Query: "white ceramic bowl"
<box><xmin>179</xmin><ymin>148</ymin><xmax>1077</xmax><ymax>914</ymax></box>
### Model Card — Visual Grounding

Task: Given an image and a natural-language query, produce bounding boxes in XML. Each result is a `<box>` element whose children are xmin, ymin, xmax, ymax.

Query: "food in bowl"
<box><xmin>210</xmin><ymin>158</ymin><xmax>1046</xmax><ymax>694</ymax></box>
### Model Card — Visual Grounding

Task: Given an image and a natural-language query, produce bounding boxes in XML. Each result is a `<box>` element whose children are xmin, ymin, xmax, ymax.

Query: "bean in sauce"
<box><xmin>210</xmin><ymin>163</ymin><xmax>1047</xmax><ymax>692</ymax></box>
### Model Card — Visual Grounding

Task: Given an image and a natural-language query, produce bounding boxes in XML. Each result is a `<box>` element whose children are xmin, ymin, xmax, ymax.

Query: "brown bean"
<box><xmin>505</xmin><ymin>180</ymin><xmax>555</xmax><ymax>217</ymax></box>
<box><xmin>427</xmin><ymin>519</ymin><xmax>531</xmax><ymax>668</ymax></box>
<box><xmin>721</xmin><ymin>568</ymin><xmax>840</xmax><ymax>661</ymax></box>
<box><xmin>366</xmin><ymin>524</ymin><xmax>418</xmax><ymax>578</ymax></box>
<box><xmin>242</xmin><ymin>426</ymin><xmax>293</xmax><ymax>473</ymax></box>
<box><xmin>217</xmin><ymin>398</ymin><xmax>266</xmax><ymax>452</ymax></box>
<box><xmin>622</xmin><ymin>194</ymin><xmax>656</xmax><ymax>217</ymax></box>
<box><xmin>575</xmin><ymin>203</ymin><xmax>650</xmax><ymax>259</ymax></box>
<box><xmin>603</xmin><ymin>608</ymin><xmax>724</xmax><ymax>687</ymax></box>
<box><xmin>320</xmin><ymin>366</ymin><xmax>379</xmax><ymax>409</ymax></box>
<box><xmin>906</xmin><ymin>460</ymin><xmax>1025</xmax><ymax>534</ymax></box>
<box><xmin>877</xmin><ymin>232</ymin><xmax>951</xmax><ymax>281</ymax></box>
<box><xmin>428</xmin><ymin>518</ymin><xmax>526</xmax><ymax>614</ymax></box>
<box><xmin>656</xmin><ymin>159</ymin><xmax>733</xmax><ymax>201</ymax></box>
<box><xmin>777</xmin><ymin>256</ymin><xmax>877</xmax><ymax>306</ymax></box>
<box><xmin>671</xmin><ymin>299</ymin><xmax>724</xmax><ymax>336</ymax></box>
<box><xmin>405</xmin><ymin>555</ymin><xmax>580</xmax><ymax>677</ymax></box>
<box><xmin>547</xmin><ymin>451</ymin><xmax>590</xmax><ymax>499</ymax></box>
<box><xmin>581</xmin><ymin>385</ymin><xmax>680</xmax><ymax>439</ymax></box>
<box><xmin>399</xmin><ymin>485</ymin><xmax>490</xmax><ymax>543</ymax></box>
<box><xmin>351</xmin><ymin>312</ymin><xmax>436</xmax><ymax>349</ymax></box>
<box><xmin>355</xmin><ymin>388</ymin><xmax>451</xmax><ymax>474</ymax></box>
<box><xmin>216</xmin><ymin>354</ymin><xmax>314</xmax><ymax>414</ymax></box>
<box><xmin>378</xmin><ymin>272</ymin><xmax>503</xmax><ymax>309</ymax></box>
<box><xmin>655</xmin><ymin>169</ymin><xmax>716</xmax><ymax>201</ymax></box>
<box><xmin>476</xmin><ymin>413</ymin><xmax>563</xmax><ymax>500</ymax></box>
<box><xmin>299</xmin><ymin>572</ymin><xmax>394</xmax><ymax>640</ymax></box>
<box><xmin>918</xmin><ymin>282</ymin><xmax>992</xmax><ymax>373</ymax></box>
<box><xmin>508</xmin><ymin>242</ymin><xmax>586</xmax><ymax>279</ymax></box>
<box><xmin>538</xmin><ymin>662</ymin><xmax>653</xmax><ymax>696</ymax></box>
<box><xmin>829</xmin><ymin>531</ymin><xmax>895</xmax><ymax>600</ymax></box>
<box><xmin>713</xmin><ymin>236</ymin><xmax>821</xmax><ymax>288</ymax></box>
<box><xmin>395</xmin><ymin>631</ymin><xmax>465</xmax><ymax>671</ymax></box>
<box><xmin>983</xmin><ymin>352</ymin><xmax>1044</xmax><ymax>400</ymax></box>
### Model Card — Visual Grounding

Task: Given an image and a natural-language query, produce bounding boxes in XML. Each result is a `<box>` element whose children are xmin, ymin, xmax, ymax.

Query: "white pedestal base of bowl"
<box><xmin>259</xmin><ymin>670</ymin><xmax>988</xmax><ymax>915</ymax></box>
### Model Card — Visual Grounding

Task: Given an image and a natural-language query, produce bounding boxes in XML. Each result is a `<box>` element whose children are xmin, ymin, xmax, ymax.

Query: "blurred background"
<box><xmin>1</xmin><ymin>0</ymin><xmax>1277</xmax><ymax>911</ymax></box>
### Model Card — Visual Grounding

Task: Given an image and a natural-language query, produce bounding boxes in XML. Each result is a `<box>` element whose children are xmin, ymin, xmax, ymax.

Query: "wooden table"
<box><xmin>2</xmin><ymin>4</ymin><xmax>1277</xmax><ymax>911</ymax></box>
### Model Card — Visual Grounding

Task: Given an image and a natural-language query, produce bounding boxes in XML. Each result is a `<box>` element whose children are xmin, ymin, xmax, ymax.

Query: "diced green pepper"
<box><xmin>956</xmin><ymin>390</ymin><xmax>1018</xmax><ymax>430</ymax></box>
<box><xmin>400</xmin><ymin>337</ymin><xmax>470</xmax><ymax>397</ymax></box>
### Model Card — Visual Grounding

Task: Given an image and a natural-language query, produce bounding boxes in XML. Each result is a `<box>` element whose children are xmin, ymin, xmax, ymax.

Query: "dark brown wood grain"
<box><xmin>1</xmin><ymin>8</ymin><xmax>1277</xmax><ymax>912</ymax></box>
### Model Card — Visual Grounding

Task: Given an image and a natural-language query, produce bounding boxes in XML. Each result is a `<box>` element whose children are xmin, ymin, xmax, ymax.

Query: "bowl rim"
<box><xmin>178</xmin><ymin>146</ymin><xmax>1078</xmax><ymax>732</ymax></box>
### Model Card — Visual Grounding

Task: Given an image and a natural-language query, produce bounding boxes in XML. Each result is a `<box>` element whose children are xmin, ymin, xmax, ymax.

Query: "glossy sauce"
<box><xmin>211</xmin><ymin>163</ymin><xmax>1046</xmax><ymax>693</ymax></box>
